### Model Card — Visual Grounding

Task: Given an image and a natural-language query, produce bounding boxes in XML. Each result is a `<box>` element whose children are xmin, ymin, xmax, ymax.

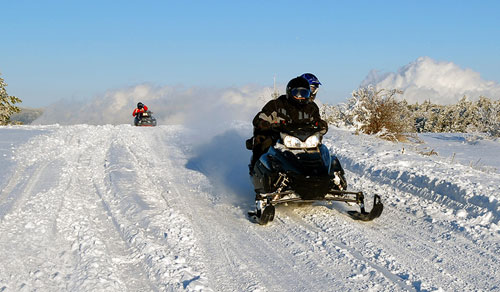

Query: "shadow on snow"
<box><xmin>185</xmin><ymin>129</ymin><xmax>255</xmax><ymax>210</ymax></box>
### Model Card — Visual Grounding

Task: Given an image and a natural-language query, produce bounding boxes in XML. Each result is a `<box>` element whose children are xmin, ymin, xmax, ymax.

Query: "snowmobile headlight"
<box><xmin>283</xmin><ymin>136</ymin><xmax>303</xmax><ymax>148</ymax></box>
<box><xmin>283</xmin><ymin>134</ymin><xmax>320</xmax><ymax>149</ymax></box>
<box><xmin>304</xmin><ymin>134</ymin><xmax>320</xmax><ymax>148</ymax></box>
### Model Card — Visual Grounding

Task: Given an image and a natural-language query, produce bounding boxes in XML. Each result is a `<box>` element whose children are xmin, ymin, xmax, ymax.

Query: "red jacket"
<box><xmin>132</xmin><ymin>105</ymin><xmax>148</xmax><ymax>117</ymax></box>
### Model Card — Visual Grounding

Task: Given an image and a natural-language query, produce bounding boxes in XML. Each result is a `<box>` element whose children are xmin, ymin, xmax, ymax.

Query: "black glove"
<box><xmin>270</xmin><ymin>122</ymin><xmax>284</xmax><ymax>131</ymax></box>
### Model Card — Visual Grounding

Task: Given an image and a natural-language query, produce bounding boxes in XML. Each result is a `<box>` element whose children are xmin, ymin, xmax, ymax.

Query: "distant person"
<box><xmin>133</xmin><ymin>102</ymin><xmax>148</xmax><ymax>126</ymax></box>
<box><xmin>300</xmin><ymin>73</ymin><xmax>322</xmax><ymax>102</ymax></box>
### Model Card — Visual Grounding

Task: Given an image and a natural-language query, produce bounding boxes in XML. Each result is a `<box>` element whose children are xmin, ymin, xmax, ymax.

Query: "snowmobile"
<box><xmin>248</xmin><ymin>124</ymin><xmax>383</xmax><ymax>225</ymax></box>
<box><xmin>134</xmin><ymin>110</ymin><xmax>157</xmax><ymax>127</ymax></box>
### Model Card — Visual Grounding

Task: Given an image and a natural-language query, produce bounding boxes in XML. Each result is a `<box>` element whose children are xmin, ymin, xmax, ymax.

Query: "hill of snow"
<box><xmin>1</xmin><ymin>124</ymin><xmax>499</xmax><ymax>291</ymax></box>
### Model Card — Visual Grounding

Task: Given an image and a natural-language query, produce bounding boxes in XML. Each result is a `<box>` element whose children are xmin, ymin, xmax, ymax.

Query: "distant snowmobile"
<box><xmin>248</xmin><ymin>124</ymin><xmax>383</xmax><ymax>225</ymax></box>
<box><xmin>134</xmin><ymin>110</ymin><xmax>157</xmax><ymax>127</ymax></box>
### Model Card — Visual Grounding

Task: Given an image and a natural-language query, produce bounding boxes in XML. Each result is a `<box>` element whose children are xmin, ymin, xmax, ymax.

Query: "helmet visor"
<box><xmin>291</xmin><ymin>87</ymin><xmax>311</xmax><ymax>99</ymax></box>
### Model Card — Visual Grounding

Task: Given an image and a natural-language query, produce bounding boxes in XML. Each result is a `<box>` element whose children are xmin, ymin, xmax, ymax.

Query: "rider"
<box><xmin>300</xmin><ymin>73</ymin><xmax>346</xmax><ymax>190</ymax></box>
<box><xmin>300</xmin><ymin>73</ymin><xmax>322</xmax><ymax>102</ymax></box>
<box><xmin>133</xmin><ymin>102</ymin><xmax>149</xmax><ymax>126</ymax></box>
<box><xmin>300</xmin><ymin>73</ymin><xmax>346</xmax><ymax>189</ymax></box>
<box><xmin>247</xmin><ymin>76</ymin><xmax>328</xmax><ymax>218</ymax></box>
<box><xmin>248</xmin><ymin>76</ymin><xmax>346</xmax><ymax>218</ymax></box>
<box><xmin>248</xmin><ymin>76</ymin><xmax>328</xmax><ymax>171</ymax></box>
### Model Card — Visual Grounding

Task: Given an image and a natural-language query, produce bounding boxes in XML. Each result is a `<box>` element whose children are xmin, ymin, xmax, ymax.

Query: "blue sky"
<box><xmin>1</xmin><ymin>0</ymin><xmax>500</xmax><ymax>108</ymax></box>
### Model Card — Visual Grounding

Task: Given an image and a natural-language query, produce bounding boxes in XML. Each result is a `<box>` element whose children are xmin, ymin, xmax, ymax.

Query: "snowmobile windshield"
<box><xmin>279</xmin><ymin>125</ymin><xmax>322</xmax><ymax>141</ymax></box>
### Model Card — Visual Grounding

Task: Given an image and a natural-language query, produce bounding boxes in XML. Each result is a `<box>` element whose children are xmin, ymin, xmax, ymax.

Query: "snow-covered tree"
<box><xmin>319</xmin><ymin>103</ymin><xmax>344</xmax><ymax>127</ymax></box>
<box><xmin>406</xmin><ymin>96</ymin><xmax>500</xmax><ymax>137</ymax></box>
<box><xmin>469</xmin><ymin>96</ymin><xmax>500</xmax><ymax>136</ymax></box>
<box><xmin>319</xmin><ymin>89</ymin><xmax>500</xmax><ymax>139</ymax></box>
<box><xmin>408</xmin><ymin>100</ymin><xmax>444</xmax><ymax>133</ymax></box>
<box><xmin>0</xmin><ymin>74</ymin><xmax>22</xmax><ymax>125</ymax></box>
<box><xmin>342</xmin><ymin>86</ymin><xmax>413</xmax><ymax>141</ymax></box>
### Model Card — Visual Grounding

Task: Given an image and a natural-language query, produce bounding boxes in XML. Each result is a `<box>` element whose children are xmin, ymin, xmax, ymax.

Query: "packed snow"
<box><xmin>1</xmin><ymin>124</ymin><xmax>499</xmax><ymax>291</ymax></box>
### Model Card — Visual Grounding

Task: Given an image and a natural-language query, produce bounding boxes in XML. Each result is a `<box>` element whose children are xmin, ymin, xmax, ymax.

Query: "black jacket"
<box><xmin>252</xmin><ymin>95</ymin><xmax>328</xmax><ymax>135</ymax></box>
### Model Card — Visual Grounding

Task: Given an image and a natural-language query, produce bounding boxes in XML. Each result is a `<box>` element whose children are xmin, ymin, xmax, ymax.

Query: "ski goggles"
<box><xmin>291</xmin><ymin>87</ymin><xmax>311</xmax><ymax>99</ymax></box>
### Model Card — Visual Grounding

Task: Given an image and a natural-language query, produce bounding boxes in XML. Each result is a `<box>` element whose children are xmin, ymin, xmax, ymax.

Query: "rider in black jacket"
<box><xmin>248</xmin><ymin>76</ymin><xmax>328</xmax><ymax>170</ymax></box>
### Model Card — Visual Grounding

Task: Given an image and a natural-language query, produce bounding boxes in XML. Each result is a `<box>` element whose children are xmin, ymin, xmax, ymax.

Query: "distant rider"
<box><xmin>133</xmin><ymin>102</ymin><xmax>149</xmax><ymax>126</ymax></box>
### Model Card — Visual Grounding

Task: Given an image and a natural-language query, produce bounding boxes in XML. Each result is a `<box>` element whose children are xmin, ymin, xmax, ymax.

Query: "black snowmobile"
<box><xmin>134</xmin><ymin>110</ymin><xmax>157</xmax><ymax>127</ymax></box>
<box><xmin>248</xmin><ymin>124</ymin><xmax>383</xmax><ymax>225</ymax></box>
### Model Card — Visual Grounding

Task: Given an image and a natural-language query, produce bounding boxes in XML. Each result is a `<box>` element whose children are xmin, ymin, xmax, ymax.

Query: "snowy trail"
<box><xmin>0</xmin><ymin>126</ymin><xmax>152</xmax><ymax>291</ymax></box>
<box><xmin>145</xmin><ymin>129</ymin><xmax>404</xmax><ymax>291</ymax></box>
<box><xmin>1</xmin><ymin>124</ymin><xmax>499</xmax><ymax>291</ymax></box>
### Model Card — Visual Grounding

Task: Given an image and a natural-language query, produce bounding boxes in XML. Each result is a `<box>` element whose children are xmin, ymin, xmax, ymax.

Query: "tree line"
<box><xmin>2</xmin><ymin>70</ymin><xmax>500</xmax><ymax>135</ymax></box>
<box><xmin>0</xmin><ymin>73</ymin><xmax>21</xmax><ymax>125</ymax></box>
<box><xmin>320</xmin><ymin>86</ymin><xmax>500</xmax><ymax>141</ymax></box>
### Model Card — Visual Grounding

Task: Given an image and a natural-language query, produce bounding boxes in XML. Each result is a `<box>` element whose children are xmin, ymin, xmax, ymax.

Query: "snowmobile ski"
<box><xmin>247</xmin><ymin>205</ymin><xmax>275</xmax><ymax>225</ymax></box>
<box><xmin>258</xmin><ymin>205</ymin><xmax>275</xmax><ymax>225</ymax></box>
<box><xmin>347</xmin><ymin>194</ymin><xmax>383</xmax><ymax>221</ymax></box>
<box><xmin>252</xmin><ymin>190</ymin><xmax>383</xmax><ymax>222</ymax></box>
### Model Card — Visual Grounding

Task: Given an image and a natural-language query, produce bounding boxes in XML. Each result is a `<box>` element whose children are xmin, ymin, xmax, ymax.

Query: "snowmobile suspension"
<box><xmin>255</xmin><ymin>189</ymin><xmax>383</xmax><ymax>221</ymax></box>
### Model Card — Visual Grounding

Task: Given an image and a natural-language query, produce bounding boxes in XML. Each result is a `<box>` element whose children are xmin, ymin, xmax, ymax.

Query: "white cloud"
<box><xmin>361</xmin><ymin>57</ymin><xmax>500</xmax><ymax>104</ymax></box>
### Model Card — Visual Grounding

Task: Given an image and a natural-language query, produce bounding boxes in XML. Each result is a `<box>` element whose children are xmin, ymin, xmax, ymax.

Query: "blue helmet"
<box><xmin>300</xmin><ymin>73</ymin><xmax>321</xmax><ymax>100</ymax></box>
<box><xmin>300</xmin><ymin>73</ymin><xmax>321</xmax><ymax>87</ymax></box>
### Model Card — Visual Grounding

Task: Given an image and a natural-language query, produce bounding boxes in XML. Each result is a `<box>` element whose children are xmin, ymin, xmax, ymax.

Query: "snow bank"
<box><xmin>324</xmin><ymin>128</ymin><xmax>500</xmax><ymax>234</ymax></box>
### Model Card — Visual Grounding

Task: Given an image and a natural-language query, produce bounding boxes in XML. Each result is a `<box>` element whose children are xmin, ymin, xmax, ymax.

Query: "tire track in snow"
<box><xmin>98</xmin><ymin>126</ymin><xmax>212</xmax><ymax>291</ymax></box>
<box><xmin>3</xmin><ymin>125</ymin><xmax>498</xmax><ymax>291</ymax></box>
<box><xmin>1</xmin><ymin>126</ymin><xmax>151</xmax><ymax>291</ymax></box>
<box><xmin>148</xmin><ymin>129</ymin><xmax>328</xmax><ymax>291</ymax></box>
<box><xmin>147</xmin><ymin>127</ymin><xmax>410</xmax><ymax>291</ymax></box>
<box><xmin>290</xmin><ymin>169</ymin><xmax>500</xmax><ymax>291</ymax></box>
<box><xmin>0</xmin><ymin>127</ymin><xmax>78</xmax><ymax>220</ymax></box>
<box><xmin>0</xmin><ymin>160</ymin><xmax>53</xmax><ymax>220</ymax></box>
<box><xmin>51</xmin><ymin>126</ymin><xmax>153</xmax><ymax>291</ymax></box>
<box><xmin>278</xmin><ymin>206</ymin><xmax>416</xmax><ymax>291</ymax></box>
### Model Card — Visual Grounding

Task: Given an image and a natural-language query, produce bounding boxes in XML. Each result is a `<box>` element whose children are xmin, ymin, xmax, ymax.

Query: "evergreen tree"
<box><xmin>0</xmin><ymin>73</ymin><xmax>22</xmax><ymax>125</ymax></box>
<box><xmin>451</xmin><ymin>96</ymin><xmax>475</xmax><ymax>132</ymax></box>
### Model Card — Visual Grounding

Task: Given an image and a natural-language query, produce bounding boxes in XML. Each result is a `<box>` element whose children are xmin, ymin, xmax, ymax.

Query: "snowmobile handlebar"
<box><xmin>274</xmin><ymin>124</ymin><xmax>325</xmax><ymax>143</ymax></box>
<box><xmin>270</xmin><ymin>123</ymin><xmax>322</xmax><ymax>134</ymax></box>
